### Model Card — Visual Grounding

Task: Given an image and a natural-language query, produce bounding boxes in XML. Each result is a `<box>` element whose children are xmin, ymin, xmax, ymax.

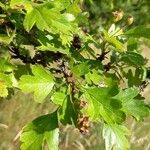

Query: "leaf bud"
<box><xmin>127</xmin><ymin>16</ymin><xmax>134</xmax><ymax>25</ymax></box>
<box><xmin>112</xmin><ymin>10</ymin><xmax>124</xmax><ymax>22</ymax></box>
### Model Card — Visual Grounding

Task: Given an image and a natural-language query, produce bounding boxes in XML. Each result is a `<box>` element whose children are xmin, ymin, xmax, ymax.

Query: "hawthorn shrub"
<box><xmin>0</xmin><ymin>0</ymin><xmax>150</xmax><ymax>150</ymax></box>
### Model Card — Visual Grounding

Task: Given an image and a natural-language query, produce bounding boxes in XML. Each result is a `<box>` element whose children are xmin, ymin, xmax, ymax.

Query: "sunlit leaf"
<box><xmin>0</xmin><ymin>31</ymin><xmax>16</xmax><ymax>45</ymax></box>
<box><xmin>113</xmin><ymin>87</ymin><xmax>150</xmax><ymax>120</ymax></box>
<box><xmin>103</xmin><ymin>30</ymin><xmax>125</xmax><ymax>52</ymax></box>
<box><xmin>19</xmin><ymin>65</ymin><xmax>55</xmax><ymax>103</ymax></box>
<box><xmin>23</xmin><ymin>2</ymin><xmax>78</xmax><ymax>45</ymax></box>
<box><xmin>0</xmin><ymin>58</ymin><xmax>15</xmax><ymax>73</ymax></box>
<box><xmin>0</xmin><ymin>73</ymin><xmax>12</xmax><ymax>98</ymax></box>
<box><xmin>103</xmin><ymin>124</ymin><xmax>129</xmax><ymax>150</ymax></box>
<box><xmin>20</xmin><ymin>111</ymin><xmax>59</xmax><ymax>150</ymax></box>
<box><xmin>51</xmin><ymin>92</ymin><xmax>67</xmax><ymax>106</ymax></box>
<box><xmin>82</xmin><ymin>87</ymin><xmax>125</xmax><ymax>124</ymax></box>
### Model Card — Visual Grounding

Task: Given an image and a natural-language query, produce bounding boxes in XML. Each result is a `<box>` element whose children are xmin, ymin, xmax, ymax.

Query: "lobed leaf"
<box><xmin>0</xmin><ymin>58</ymin><xmax>15</xmax><ymax>73</ymax></box>
<box><xmin>51</xmin><ymin>92</ymin><xmax>67</xmax><ymax>106</ymax></box>
<box><xmin>0</xmin><ymin>31</ymin><xmax>16</xmax><ymax>45</ymax></box>
<box><xmin>37</xmin><ymin>33</ymin><xmax>70</xmax><ymax>55</ymax></box>
<box><xmin>23</xmin><ymin>2</ymin><xmax>78</xmax><ymax>45</ymax></box>
<box><xmin>82</xmin><ymin>87</ymin><xmax>125</xmax><ymax>124</ymax></box>
<box><xmin>121</xmin><ymin>51</ymin><xmax>146</xmax><ymax>67</ymax></box>
<box><xmin>113</xmin><ymin>87</ymin><xmax>150</xmax><ymax>120</ymax></box>
<box><xmin>103</xmin><ymin>30</ymin><xmax>125</xmax><ymax>52</ymax></box>
<box><xmin>103</xmin><ymin>124</ymin><xmax>129</xmax><ymax>150</ymax></box>
<box><xmin>0</xmin><ymin>73</ymin><xmax>13</xmax><ymax>98</ymax></box>
<box><xmin>72</xmin><ymin>61</ymin><xmax>91</xmax><ymax>77</ymax></box>
<box><xmin>0</xmin><ymin>82</ymin><xmax>8</xmax><ymax>98</ymax></box>
<box><xmin>19</xmin><ymin>65</ymin><xmax>55</xmax><ymax>103</ymax></box>
<box><xmin>58</xmin><ymin>95</ymin><xmax>78</xmax><ymax>125</ymax></box>
<box><xmin>20</xmin><ymin>111</ymin><xmax>59</xmax><ymax>150</ymax></box>
<box><xmin>125</xmin><ymin>26</ymin><xmax>150</xmax><ymax>38</ymax></box>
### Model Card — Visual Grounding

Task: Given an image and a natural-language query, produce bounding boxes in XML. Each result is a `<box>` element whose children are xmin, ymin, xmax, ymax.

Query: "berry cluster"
<box><xmin>77</xmin><ymin>115</ymin><xmax>90</xmax><ymax>134</ymax></box>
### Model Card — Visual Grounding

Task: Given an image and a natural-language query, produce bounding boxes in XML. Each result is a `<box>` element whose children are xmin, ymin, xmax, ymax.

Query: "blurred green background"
<box><xmin>1</xmin><ymin>0</ymin><xmax>150</xmax><ymax>149</ymax></box>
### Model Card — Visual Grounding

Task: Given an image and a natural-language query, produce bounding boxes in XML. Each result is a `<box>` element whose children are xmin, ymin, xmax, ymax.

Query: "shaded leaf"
<box><xmin>0</xmin><ymin>2</ymin><xmax>5</xmax><ymax>9</ymax></box>
<box><xmin>121</xmin><ymin>51</ymin><xmax>146</xmax><ymax>66</ymax></box>
<box><xmin>122</xmin><ymin>68</ymin><xmax>144</xmax><ymax>87</ymax></box>
<box><xmin>58</xmin><ymin>95</ymin><xmax>78</xmax><ymax>125</ymax></box>
<box><xmin>37</xmin><ymin>33</ymin><xmax>70</xmax><ymax>55</ymax></box>
<box><xmin>127</xmin><ymin>37</ymin><xmax>138</xmax><ymax>51</ymax></box>
<box><xmin>125</xmin><ymin>26</ymin><xmax>150</xmax><ymax>38</ymax></box>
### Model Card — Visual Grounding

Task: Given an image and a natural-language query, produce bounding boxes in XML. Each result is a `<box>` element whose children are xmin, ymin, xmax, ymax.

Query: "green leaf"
<box><xmin>0</xmin><ymin>73</ymin><xmax>13</xmax><ymax>87</ymax></box>
<box><xmin>82</xmin><ymin>87</ymin><xmax>125</xmax><ymax>124</ymax></box>
<box><xmin>19</xmin><ymin>65</ymin><xmax>55</xmax><ymax>103</ymax></box>
<box><xmin>127</xmin><ymin>37</ymin><xmax>138</xmax><ymax>51</ymax></box>
<box><xmin>72</xmin><ymin>61</ymin><xmax>91</xmax><ymax>77</ymax></box>
<box><xmin>20</xmin><ymin>111</ymin><xmax>59</xmax><ymax>150</ymax></box>
<box><xmin>113</xmin><ymin>87</ymin><xmax>139</xmax><ymax>101</ymax></box>
<box><xmin>10</xmin><ymin>0</ymin><xmax>25</xmax><ymax>7</ymax></box>
<box><xmin>0</xmin><ymin>82</ymin><xmax>8</xmax><ymax>97</ymax></box>
<box><xmin>103</xmin><ymin>124</ymin><xmax>129</xmax><ymax>150</ymax></box>
<box><xmin>44</xmin><ymin>130</ymin><xmax>59</xmax><ymax>150</ymax></box>
<box><xmin>125</xmin><ymin>26</ymin><xmax>150</xmax><ymax>38</ymax></box>
<box><xmin>122</xmin><ymin>97</ymin><xmax>149</xmax><ymax>121</ymax></box>
<box><xmin>0</xmin><ymin>73</ymin><xmax>12</xmax><ymax>97</ymax></box>
<box><xmin>123</xmin><ymin>68</ymin><xmax>144</xmax><ymax>87</ymax></box>
<box><xmin>103</xmin><ymin>30</ymin><xmax>125</xmax><ymax>52</ymax></box>
<box><xmin>37</xmin><ymin>33</ymin><xmax>70</xmax><ymax>55</ymax></box>
<box><xmin>23</xmin><ymin>2</ymin><xmax>78</xmax><ymax>45</ymax></box>
<box><xmin>66</xmin><ymin>0</ymin><xmax>81</xmax><ymax>17</ymax></box>
<box><xmin>113</xmin><ymin>87</ymin><xmax>149</xmax><ymax>120</ymax></box>
<box><xmin>85</xmin><ymin>69</ymin><xmax>102</xmax><ymax>85</ymax></box>
<box><xmin>23</xmin><ymin>7</ymin><xmax>37</xmax><ymax>31</ymax></box>
<box><xmin>0</xmin><ymin>58</ymin><xmax>15</xmax><ymax>73</ymax></box>
<box><xmin>58</xmin><ymin>95</ymin><xmax>78</xmax><ymax>125</ymax></box>
<box><xmin>0</xmin><ymin>31</ymin><xmax>16</xmax><ymax>45</ymax></box>
<box><xmin>121</xmin><ymin>51</ymin><xmax>146</xmax><ymax>67</ymax></box>
<box><xmin>51</xmin><ymin>92</ymin><xmax>66</xmax><ymax>106</ymax></box>
<box><xmin>10</xmin><ymin>0</ymin><xmax>32</xmax><ymax>11</ymax></box>
<box><xmin>53</xmin><ymin>0</ymin><xmax>70</xmax><ymax>9</ymax></box>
